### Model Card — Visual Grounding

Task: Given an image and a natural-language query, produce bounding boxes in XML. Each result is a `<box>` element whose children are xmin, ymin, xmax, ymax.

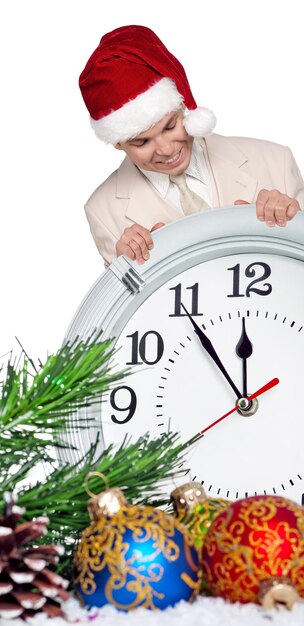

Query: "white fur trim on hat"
<box><xmin>91</xmin><ymin>78</ymin><xmax>183</xmax><ymax>144</ymax></box>
<box><xmin>183</xmin><ymin>107</ymin><xmax>217</xmax><ymax>137</ymax></box>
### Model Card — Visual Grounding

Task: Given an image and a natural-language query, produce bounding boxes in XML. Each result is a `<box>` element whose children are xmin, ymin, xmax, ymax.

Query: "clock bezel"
<box><xmin>66</xmin><ymin>205</ymin><xmax>304</xmax><ymax>343</ymax></box>
<box><xmin>63</xmin><ymin>205</ymin><xmax>304</xmax><ymax>472</ymax></box>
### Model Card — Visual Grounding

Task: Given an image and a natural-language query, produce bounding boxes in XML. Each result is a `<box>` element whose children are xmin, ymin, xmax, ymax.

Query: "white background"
<box><xmin>0</xmin><ymin>0</ymin><xmax>303</xmax><ymax>363</ymax></box>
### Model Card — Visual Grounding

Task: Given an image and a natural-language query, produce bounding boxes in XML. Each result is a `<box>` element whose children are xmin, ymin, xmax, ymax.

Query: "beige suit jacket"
<box><xmin>85</xmin><ymin>134</ymin><xmax>304</xmax><ymax>266</ymax></box>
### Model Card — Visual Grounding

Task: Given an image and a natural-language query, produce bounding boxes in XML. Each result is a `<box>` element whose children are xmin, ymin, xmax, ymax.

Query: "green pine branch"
<box><xmin>11</xmin><ymin>430</ymin><xmax>200</xmax><ymax>579</ymax></box>
<box><xmin>0</xmin><ymin>331</ymin><xmax>126</xmax><ymax>489</ymax></box>
<box><xmin>0</xmin><ymin>332</ymin><xmax>202</xmax><ymax>583</ymax></box>
<box><xmin>0</xmin><ymin>331</ymin><xmax>122</xmax><ymax>428</ymax></box>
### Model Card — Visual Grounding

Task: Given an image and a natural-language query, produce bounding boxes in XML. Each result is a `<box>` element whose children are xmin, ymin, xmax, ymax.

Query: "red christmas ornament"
<box><xmin>202</xmin><ymin>494</ymin><xmax>304</xmax><ymax>606</ymax></box>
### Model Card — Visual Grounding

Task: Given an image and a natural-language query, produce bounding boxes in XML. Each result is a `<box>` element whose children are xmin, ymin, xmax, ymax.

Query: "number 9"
<box><xmin>110</xmin><ymin>385</ymin><xmax>137</xmax><ymax>424</ymax></box>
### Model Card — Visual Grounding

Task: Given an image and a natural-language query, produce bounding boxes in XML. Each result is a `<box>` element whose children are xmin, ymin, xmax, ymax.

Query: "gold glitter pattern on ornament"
<box><xmin>74</xmin><ymin>504</ymin><xmax>199</xmax><ymax>610</ymax></box>
<box><xmin>178</xmin><ymin>498</ymin><xmax>230</xmax><ymax>547</ymax></box>
<box><xmin>202</xmin><ymin>495</ymin><xmax>304</xmax><ymax>604</ymax></box>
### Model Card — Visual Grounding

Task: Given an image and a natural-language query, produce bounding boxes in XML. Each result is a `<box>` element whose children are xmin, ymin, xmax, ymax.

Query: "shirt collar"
<box><xmin>139</xmin><ymin>139</ymin><xmax>208</xmax><ymax>198</ymax></box>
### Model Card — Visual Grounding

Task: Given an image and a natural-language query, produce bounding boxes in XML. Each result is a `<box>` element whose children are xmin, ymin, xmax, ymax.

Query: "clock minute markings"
<box><xmin>181</xmin><ymin>303</ymin><xmax>243</xmax><ymax>401</ymax></box>
<box><xmin>199</xmin><ymin>378</ymin><xmax>279</xmax><ymax>435</ymax></box>
<box><xmin>156</xmin><ymin>381</ymin><xmax>164</xmax><ymax>418</ymax></box>
<box><xmin>158</xmin><ymin>306</ymin><xmax>302</xmax><ymax>500</ymax></box>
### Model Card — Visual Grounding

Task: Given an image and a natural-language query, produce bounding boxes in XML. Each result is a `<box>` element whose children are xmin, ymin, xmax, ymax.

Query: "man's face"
<box><xmin>115</xmin><ymin>110</ymin><xmax>193</xmax><ymax>175</ymax></box>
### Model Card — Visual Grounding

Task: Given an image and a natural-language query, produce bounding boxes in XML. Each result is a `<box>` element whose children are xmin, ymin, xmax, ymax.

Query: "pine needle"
<box><xmin>11</xmin><ymin>431</ymin><xmax>201</xmax><ymax>579</ymax></box>
<box><xmin>0</xmin><ymin>333</ymin><xmax>202</xmax><ymax>582</ymax></box>
<box><xmin>0</xmin><ymin>331</ymin><xmax>127</xmax><ymax>490</ymax></box>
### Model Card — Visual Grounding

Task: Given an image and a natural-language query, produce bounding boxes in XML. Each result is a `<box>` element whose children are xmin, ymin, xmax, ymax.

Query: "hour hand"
<box><xmin>236</xmin><ymin>317</ymin><xmax>253</xmax><ymax>397</ymax></box>
<box><xmin>181</xmin><ymin>303</ymin><xmax>242</xmax><ymax>400</ymax></box>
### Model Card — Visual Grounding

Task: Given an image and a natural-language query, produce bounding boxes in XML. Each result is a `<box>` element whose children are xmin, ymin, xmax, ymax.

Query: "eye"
<box><xmin>129</xmin><ymin>139</ymin><xmax>148</xmax><ymax>148</ymax></box>
<box><xmin>166</xmin><ymin>121</ymin><xmax>176</xmax><ymax>131</ymax></box>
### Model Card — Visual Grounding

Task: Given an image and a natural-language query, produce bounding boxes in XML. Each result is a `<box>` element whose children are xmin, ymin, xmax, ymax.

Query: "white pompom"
<box><xmin>183</xmin><ymin>107</ymin><xmax>217</xmax><ymax>137</ymax></box>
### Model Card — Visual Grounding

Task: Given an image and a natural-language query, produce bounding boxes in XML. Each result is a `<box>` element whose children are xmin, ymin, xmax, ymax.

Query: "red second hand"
<box><xmin>200</xmin><ymin>377</ymin><xmax>279</xmax><ymax>435</ymax></box>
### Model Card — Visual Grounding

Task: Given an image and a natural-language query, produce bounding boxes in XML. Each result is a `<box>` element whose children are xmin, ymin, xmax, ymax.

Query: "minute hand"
<box><xmin>181</xmin><ymin>304</ymin><xmax>242</xmax><ymax>400</ymax></box>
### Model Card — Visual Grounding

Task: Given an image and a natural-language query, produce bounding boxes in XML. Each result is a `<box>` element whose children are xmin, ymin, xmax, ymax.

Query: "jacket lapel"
<box><xmin>116</xmin><ymin>156</ymin><xmax>182</xmax><ymax>226</ymax></box>
<box><xmin>201</xmin><ymin>135</ymin><xmax>258</xmax><ymax>206</ymax></box>
<box><xmin>115</xmin><ymin>134</ymin><xmax>258</xmax><ymax>226</ymax></box>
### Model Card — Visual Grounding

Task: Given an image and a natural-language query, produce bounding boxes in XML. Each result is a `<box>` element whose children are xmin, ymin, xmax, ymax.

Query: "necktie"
<box><xmin>170</xmin><ymin>173</ymin><xmax>211</xmax><ymax>215</ymax></box>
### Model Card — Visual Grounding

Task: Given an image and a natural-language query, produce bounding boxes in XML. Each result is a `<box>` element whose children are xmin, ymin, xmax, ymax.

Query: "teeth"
<box><xmin>164</xmin><ymin>151</ymin><xmax>180</xmax><ymax>164</ymax></box>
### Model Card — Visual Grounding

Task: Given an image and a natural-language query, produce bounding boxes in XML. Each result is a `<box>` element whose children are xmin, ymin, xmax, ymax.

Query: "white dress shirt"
<box><xmin>139</xmin><ymin>139</ymin><xmax>212</xmax><ymax>215</ymax></box>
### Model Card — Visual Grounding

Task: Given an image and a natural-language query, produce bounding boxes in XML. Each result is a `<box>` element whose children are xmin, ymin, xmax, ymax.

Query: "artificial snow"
<box><xmin>2</xmin><ymin>596</ymin><xmax>304</xmax><ymax>626</ymax></box>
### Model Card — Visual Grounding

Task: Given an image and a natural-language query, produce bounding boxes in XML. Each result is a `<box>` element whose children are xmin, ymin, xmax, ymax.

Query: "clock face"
<box><xmin>100</xmin><ymin>252</ymin><xmax>304</xmax><ymax>504</ymax></box>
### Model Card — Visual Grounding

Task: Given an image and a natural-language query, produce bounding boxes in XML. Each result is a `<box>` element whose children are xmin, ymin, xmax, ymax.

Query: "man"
<box><xmin>79</xmin><ymin>25</ymin><xmax>304</xmax><ymax>267</ymax></box>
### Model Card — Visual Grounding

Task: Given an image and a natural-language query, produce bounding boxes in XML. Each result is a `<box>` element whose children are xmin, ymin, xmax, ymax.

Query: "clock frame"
<box><xmin>63</xmin><ymin>205</ymin><xmax>304</xmax><ymax>503</ymax></box>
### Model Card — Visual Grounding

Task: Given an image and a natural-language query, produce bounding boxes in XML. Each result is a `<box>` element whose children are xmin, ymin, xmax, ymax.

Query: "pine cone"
<box><xmin>0</xmin><ymin>493</ymin><xmax>69</xmax><ymax>620</ymax></box>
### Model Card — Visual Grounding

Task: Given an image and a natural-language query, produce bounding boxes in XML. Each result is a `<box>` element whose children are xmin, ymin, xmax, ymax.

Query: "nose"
<box><xmin>154</xmin><ymin>135</ymin><xmax>173</xmax><ymax>155</ymax></box>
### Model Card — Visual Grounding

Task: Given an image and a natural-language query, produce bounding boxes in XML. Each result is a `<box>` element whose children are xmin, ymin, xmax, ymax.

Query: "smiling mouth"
<box><xmin>158</xmin><ymin>149</ymin><xmax>182</xmax><ymax>167</ymax></box>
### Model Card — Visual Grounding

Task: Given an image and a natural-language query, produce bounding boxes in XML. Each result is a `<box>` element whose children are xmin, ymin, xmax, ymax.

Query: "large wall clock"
<box><xmin>64</xmin><ymin>205</ymin><xmax>304</xmax><ymax>504</ymax></box>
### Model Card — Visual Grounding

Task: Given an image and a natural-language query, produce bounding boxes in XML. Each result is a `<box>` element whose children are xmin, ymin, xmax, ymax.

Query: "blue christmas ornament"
<box><xmin>74</xmin><ymin>479</ymin><xmax>200</xmax><ymax>611</ymax></box>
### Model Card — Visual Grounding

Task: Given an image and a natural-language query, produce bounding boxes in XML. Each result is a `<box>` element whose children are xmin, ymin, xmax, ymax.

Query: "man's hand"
<box><xmin>115</xmin><ymin>222</ymin><xmax>165</xmax><ymax>264</ymax></box>
<box><xmin>235</xmin><ymin>189</ymin><xmax>300</xmax><ymax>227</ymax></box>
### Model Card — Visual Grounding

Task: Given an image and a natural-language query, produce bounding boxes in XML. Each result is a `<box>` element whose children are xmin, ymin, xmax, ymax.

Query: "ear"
<box><xmin>114</xmin><ymin>143</ymin><xmax>123</xmax><ymax>151</ymax></box>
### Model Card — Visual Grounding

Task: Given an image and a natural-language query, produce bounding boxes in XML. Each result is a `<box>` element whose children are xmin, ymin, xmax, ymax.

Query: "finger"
<box><xmin>272</xmin><ymin>197</ymin><xmax>300</xmax><ymax>225</ymax></box>
<box><xmin>264</xmin><ymin>193</ymin><xmax>296</xmax><ymax>227</ymax></box>
<box><xmin>256</xmin><ymin>189</ymin><xmax>276</xmax><ymax>226</ymax></box>
<box><xmin>132</xmin><ymin>225</ymin><xmax>154</xmax><ymax>250</ymax></box>
<box><xmin>124</xmin><ymin>225</ymin><xmax>154</xmax><ymax>262</ymax></box>
<box><xmin>268</xmin><ymin>198</ymin><xmax>289</xmax><ymax>226</ymax></box>
<box><xmin>117</xmin><ymin>238</ymin><xmax>147</xmax><ymax>264</ymax></box>
<box><xmin>115</xmin><ymin>240</ymin><xmax>136</xmax><ymax>260</ymax></box>
<box><xmin>256</xmin><ymin>189</ymin><xmax>299</xmax><ymax>228</ymax></box>
<box><xmin>116</xmin><ymin>225</ymin><xmax>149</xmax><ymax>262</ymax></box>
<box><xmin>151</xmin><ymin>222</ymin><xmax>165</xmax><ymax>232</ymax></box>
<box><xmin>127</xmin><ymin>237</ymin><xmax>150</xmax><ymax>263</ymax></box>
<box><xmin>128</xmin><ymin>223</ymin><xmax>166</xmax><ymax>263</ymax></box>
<box><xmin>267</xmin><ymin>192</ymin><xmax>294</xmax><ymax>226</ymax></box>
<box><xmin>234</xmin><ymin>200</ymin><xmax>250</xmax><ymax>205</ymax></box>
<box><xmin>286</xmin><ymin>199</ymin><xmax>300</xmax><ymax>220</ymax></box>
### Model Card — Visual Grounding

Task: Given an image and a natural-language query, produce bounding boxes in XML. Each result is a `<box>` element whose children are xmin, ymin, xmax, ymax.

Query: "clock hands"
<box><xmin>181</xmin><ymin>304</ymin><xmax>243</xmax><ymax>400</ymax></box>
<box><xmin>181</xmin><ymin>305</ymin><xmax>279</xmax><ymax>435</ymax></box>
<box><xmin>181</xmin><ymin>305</ymin><xmax>277</xmax><ymax>432</ymax></box>
<box><xmin>236</xmin><ymin>317</ymin><xmax>253</xmax><ymax>397</ymax></box>
<box><xmin>200</xmin><ymin>377</ymin><xmax>279</xmax><ymax>435</ymax></box>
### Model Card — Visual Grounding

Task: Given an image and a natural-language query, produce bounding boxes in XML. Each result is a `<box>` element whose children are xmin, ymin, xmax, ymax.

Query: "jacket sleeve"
<box><xmin>284</xmin><ymin>146</ymin><xmax>304</xmax><ymax>211</ymax></box>
<box><xmin>84</xmin><ymin>202</ymin><xmax>117</xmax><ymax>267</ymax></box>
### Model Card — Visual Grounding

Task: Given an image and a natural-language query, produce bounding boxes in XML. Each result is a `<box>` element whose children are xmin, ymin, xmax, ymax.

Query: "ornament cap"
<box><xmin>259</xmin><ymin>577</ymin><xmax>299</xmax><ymax>610</ymax></box>
<box><xmin>170</xmin><ymin>481</ymin><xmax>206</xmax><ymax>514</ymax></box>
<box><xmin>84</xmin><ymin>471</ymin><xmax>128</xmax><ymax>520</ymax></box>
<box><xmin>87</xmin><ymin>487</ymin><xmax>128</xmax><ymax>520</ymax></box>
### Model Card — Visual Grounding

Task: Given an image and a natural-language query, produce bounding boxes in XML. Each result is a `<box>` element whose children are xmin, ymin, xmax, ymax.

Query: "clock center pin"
<box><xmin>237</xmin><ymin>396</ymin><xmax>259</xmax><ymax>416</ymax></box>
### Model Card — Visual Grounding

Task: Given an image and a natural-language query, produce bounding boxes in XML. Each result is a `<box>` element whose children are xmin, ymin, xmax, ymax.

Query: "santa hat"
<box><xmin>79</xmin><ymin>25</ymin><xmax>216</xmax><ymax>144</ymax></box>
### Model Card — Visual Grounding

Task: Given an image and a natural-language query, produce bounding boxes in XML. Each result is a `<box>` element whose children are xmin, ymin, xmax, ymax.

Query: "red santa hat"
<box><xmin>79</xmin><ymin>25</ymin><xmax>216</xmax><ymax>144</ymax></box>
